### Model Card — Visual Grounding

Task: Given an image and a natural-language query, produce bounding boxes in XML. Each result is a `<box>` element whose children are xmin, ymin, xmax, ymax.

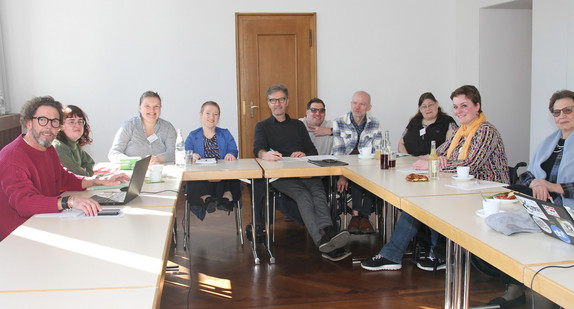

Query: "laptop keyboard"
<box><xmin>92</xmin><ymin>192</ymin><xmax>126</xmax><ymax>204</ymax></box>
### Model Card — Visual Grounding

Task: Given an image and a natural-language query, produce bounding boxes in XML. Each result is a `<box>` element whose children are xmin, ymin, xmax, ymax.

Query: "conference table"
<box><xmin>0</xmin><ymin>165</ymin><xmax>181</xmax><ymax>309</ymax></box>
<box><xmin>2</xmin><ymin>155</ymin><xmax>573</xmax><ymax>308</ymax></box>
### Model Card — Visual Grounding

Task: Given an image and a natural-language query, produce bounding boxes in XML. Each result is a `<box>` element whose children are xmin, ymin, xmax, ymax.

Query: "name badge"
<box><xmin>147</xmin><ymin>133</ymin><xmax>158</xmax><ymax>143</ymax></box>
<box><xmin>419</xmin><ymin>128</ymin><xmax>426</xmax><ymax>136</ymax></box>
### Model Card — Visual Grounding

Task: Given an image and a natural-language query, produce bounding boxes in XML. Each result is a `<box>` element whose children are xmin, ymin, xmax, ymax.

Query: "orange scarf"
<box><xmin>446</xmin><ymin>113</ymin><xmax>486</xmax><ymax>160</ymax></box>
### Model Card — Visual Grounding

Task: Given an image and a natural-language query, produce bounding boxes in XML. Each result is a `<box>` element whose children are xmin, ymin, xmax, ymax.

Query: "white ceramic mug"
<box><xmin>456</xmin><ymin>166</ymin><xmax>470</xmax><ymax>178</ymax></box>
<box><xmin>149</xmin><ymin>164</ymin><xmax>163</xmax><ymax>182</ymax></box>
<box><xmin>482</xmin><ymin>199</ymin><xmax>500</xmax><ymax>216</ymax></box>
<box><xmin>359</xmin><ymin>147</ymin><xmax>372</xmax><ymax>156</ymax></box>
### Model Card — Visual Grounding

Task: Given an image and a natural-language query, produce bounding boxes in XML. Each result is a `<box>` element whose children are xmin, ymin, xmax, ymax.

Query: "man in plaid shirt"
<box><xmin>332</xmin><ymin>91</ymin><xmax>382</xmax><ymax>234</ymax></box>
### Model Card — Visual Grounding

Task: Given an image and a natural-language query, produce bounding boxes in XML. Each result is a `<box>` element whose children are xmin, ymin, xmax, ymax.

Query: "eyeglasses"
<box><xmin>420</xmin><ymin>102</ymin><xmax>437</xmax><ymax>110</ymax></box>
<box><xmin>65</xmin><ymin>119</ymin><xmax>86</xmax><ymax>126</ymax></box>
<box><xmin>309</xmin><ymin>108</ymin><xmax>326</xmax><ymax>113</ymax></box>
<box><xmin>268</xmin><ymin>97</ymin><xmax>287</xmax><ymax>104</ymax></box>
<box><xmin>32</xmin><ymin>116</ymin><xmax>61</xmax><ymax>128</ymax></box>
<box><xmin>551</xmin><ymin>106</ymin><xmax>574</xmax><ymax>117</ymax></box>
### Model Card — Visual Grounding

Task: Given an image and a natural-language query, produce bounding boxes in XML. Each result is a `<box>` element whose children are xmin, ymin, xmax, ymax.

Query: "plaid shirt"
<box><xmin>332</xmin><ymin>112</ymin><xmax>382</xmax><ymax>155</ymax></box>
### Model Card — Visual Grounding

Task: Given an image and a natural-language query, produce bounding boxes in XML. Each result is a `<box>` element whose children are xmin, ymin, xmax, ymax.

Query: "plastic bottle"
<box><xmin>429</xmin><ymin>140</ymin><xmax>439</xmax><ymax>179</ymax></box>
<box><xmin>175</xmin><ymin>129</ymin><xmax>185</xmax><ymax>168</ymax></box>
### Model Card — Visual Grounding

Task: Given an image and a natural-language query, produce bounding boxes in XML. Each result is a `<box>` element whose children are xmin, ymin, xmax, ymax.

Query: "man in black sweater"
<box><xmin>253</xmin><ymin>84</ymin><xmax>350</xmax><ymax>261</ymax></box>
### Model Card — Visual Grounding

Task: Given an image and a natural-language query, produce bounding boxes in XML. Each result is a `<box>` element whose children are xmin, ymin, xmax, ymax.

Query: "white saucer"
<box><xmin>358</xmin><ymin>154</ymin><xmax>375</xmax><ymax>160</ymax></box>
<box><xmin>475</xmin><ymin>209</ymin><xmax>505</xmax><ymax>218</ymax></box>
<box><xmin>452</xmin><ymin>175</ymin><xmax>474</xmax><ymax>181</ymax></box>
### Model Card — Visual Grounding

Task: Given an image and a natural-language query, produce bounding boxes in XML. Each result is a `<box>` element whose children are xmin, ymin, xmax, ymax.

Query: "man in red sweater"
<box><xmin>0</xmin><ymin>96</ymin><xmax>129</xmax><ymax>240</ymax></box>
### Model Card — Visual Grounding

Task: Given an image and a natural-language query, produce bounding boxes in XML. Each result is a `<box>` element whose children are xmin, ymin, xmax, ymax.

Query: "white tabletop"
<box><xmin>0</xmin><ymin>287</ymin><xmax>157</xmax><ymax>309</ymax></box>
<box><xmin>0</xmin><ymin>207</ymin><xmax>174</xmax><ymax>293</ymax></box>
<box><xmin>402</xmin><ymin>194</ymin><xmax>574</xmax><ymax>281</ymax></box>
<box><xmin>341</xmin><ymin>155</ymin><xmax>508</xmax><ymax>207</ymax></box>
<box><xmin>524</xmin><ymin>264</ymin><xmax>574</xmax><ymax>308</ymax></box>
<box><xmin>183</xmin><ymin>158</ymin><xmax>262</xmax><ymax>181</ymax></box>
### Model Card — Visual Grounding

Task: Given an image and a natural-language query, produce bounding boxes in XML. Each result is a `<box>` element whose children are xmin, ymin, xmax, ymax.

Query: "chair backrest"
<box><xmin>508</xmin><ymin>162</ymin><xmax>527</xmax><ymax>185</ymax></box>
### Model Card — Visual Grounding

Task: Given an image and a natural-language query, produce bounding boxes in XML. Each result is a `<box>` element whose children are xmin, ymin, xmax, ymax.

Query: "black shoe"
<box><xmin>361</xmin><ymin>254</ymin><xmax>402</xmax><ymax>271</ymax></box>
<box><xmin>318</xmin><ymin>229</ymin><xmax>350</xmax><ymax>253</ymax></box>
<box><xmin>203</xmin><ymin>197</ymin><xmax>218</xmax><ymax>213</ymax></box>
<box><xmin>245</xmin><ymin>224</ymin><xmax>266</xmax><ymax>243</ymax></box>
<box><xmin>417</xmin><ymin>257</ymin><xmax>446</xmax><ymax>272</ymax></box>
<box><xmin>487</xmin><ymin>293</ymin><xmax>526</xmax><ymax>309</ymax></box>
<box><xmin>322</xmin><ymin>248</ymin><xmax>352</xmax><ymax>262</ymax></box>
<box><xmin>216</xmin><ymin>198</ymin><xmax>234</xmax><ymax>213</ymax></box>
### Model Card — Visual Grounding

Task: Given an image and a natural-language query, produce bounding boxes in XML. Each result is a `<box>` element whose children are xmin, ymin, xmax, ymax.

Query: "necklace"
<box><xmin>554</xmin><ymin>140</ymin><xmax>565</xmax><ymax>153</ymax></box>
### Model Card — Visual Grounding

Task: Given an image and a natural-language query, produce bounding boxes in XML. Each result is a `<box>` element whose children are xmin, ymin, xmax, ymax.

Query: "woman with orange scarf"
<box><xmin>361</xmin><ymin>85</ymin><xmax>509</xmax><ymax>273</ymax></box>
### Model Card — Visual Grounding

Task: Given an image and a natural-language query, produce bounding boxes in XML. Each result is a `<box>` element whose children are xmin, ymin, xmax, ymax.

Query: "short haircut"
<box><xmin>548</xmin><ymin>90</ymin><xmax>574</xmax><ymax>111</ymax></box>
<box><xmin>57</xmin><ymin>105</ymin><xmax>93</xmax><ymax>147</ymax></box>
<box><xmin>20</xmin><ymin>96</ymin><xmax>63</xmax><ymax>126</ymax></box>
<box><xmin>450</xmin><ymin>85</ymin><xmax>482</xmax><ymax>113</ymax></box>
<box><xmin>266</xmin><ymin>84</ymin><xmax>288</xmax><ymax>99</ymax></box>
<box><xmin>139</xmin><ymin>90</ymin><xmax>161</xmax><ymax>106</ymax></box>
<box><xmin>307</xmin><ymin>98</ymin><xmax>325</xmax><ymax>110</ymax></box>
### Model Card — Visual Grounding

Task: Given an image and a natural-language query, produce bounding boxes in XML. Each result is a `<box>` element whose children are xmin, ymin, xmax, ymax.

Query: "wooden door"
<box><xmin>236</xmin><ymin>13</ymin><xmax>317</xmax><ymax>158</ymax></box>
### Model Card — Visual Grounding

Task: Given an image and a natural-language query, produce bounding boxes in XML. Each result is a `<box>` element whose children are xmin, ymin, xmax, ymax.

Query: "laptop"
<box><xmin>90</xmin><ymin>156</ymin><xmax>151</xmax><ymax>205</ymax></box>
<box><xmin>515</xmin><ymin>192</ymin><xmax>574</xmax><ymax>245</ymax></box>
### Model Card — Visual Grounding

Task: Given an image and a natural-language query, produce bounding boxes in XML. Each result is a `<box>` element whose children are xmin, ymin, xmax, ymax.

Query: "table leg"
<box><xmin>249</xmin><ymin>178</ymin><xmax>260</xmax><ymax>265</ymax></box>
<box><xmin>444</xmin><ymin>239</ymin><xmax>473</xmax><ymax>309</ymax></box>
<box><xmin>264</xmin><ymin>178</ymin><xmax>275</xmax><ymax>263</ymax></box>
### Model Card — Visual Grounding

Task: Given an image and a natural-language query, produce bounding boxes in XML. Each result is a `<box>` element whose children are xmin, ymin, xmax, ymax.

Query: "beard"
<box><xmin>30</xmin><ymin>125</ymin><xmax>55</xmax><ymax>148</ymax></box>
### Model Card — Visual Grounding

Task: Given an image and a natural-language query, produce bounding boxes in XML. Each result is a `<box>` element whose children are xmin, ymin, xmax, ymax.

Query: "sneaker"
<box><xmin>318</xmin><ymin>229</ymin><xmax>350</xmax><ymax>253</ymax></box>
<box><xmin>322</xmin><ymin>247</ymin><xmax>352</xmax><ymax>262</ymax></box>
<box><xmin>417</xmin><ymin>257</ymin><xmax>446</xmax><ymax>272</ymax></box>
<box><xmin>203</xmin><ymin>197</ymin><xmax>218</xmax><ymax>213</ymax></box>
<box><xmin>245</xmin><ymin>224</ymin><xmax>266</xmax><ymax>243</ymax></box>
<box><xmin>361</xmin><ymin>254</ymin><xmax>402</xmax><ymax>271</ymax></box>
<box><xmin>347</xmin><ymin>216</ymin><xmax>361</xmax><ymax>234</ymax></box>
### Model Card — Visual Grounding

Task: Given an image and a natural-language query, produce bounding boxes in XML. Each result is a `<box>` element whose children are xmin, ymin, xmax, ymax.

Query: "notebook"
<box><xmin>515</xmin><ymin>192</ymin><xmax>574</xmax><ymax>245</ymax></box>
<box><xmin>90</xmin><ymin>156</ymin><xmax>151</xmax><ymax>205</ymax></box>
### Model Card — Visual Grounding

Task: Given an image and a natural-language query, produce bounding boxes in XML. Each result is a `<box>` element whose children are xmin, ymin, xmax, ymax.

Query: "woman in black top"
<box><xmin>398</xmin><ymin>92</ymin><xmax>458</xmax><ymax>156</ymax></box>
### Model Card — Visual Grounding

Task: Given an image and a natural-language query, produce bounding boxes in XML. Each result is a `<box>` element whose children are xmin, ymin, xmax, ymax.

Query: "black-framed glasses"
<box><xmin>268</xmin><ymin>97</ymin><xmax>287</xmax><ymax>104</ymax></box>
<box><xmin>309</xmin><ymin>108</ymin><xmax>326</xmax><ymax>113</ymax></box>
<box><xmin>64</xmin><ymin>118</ymin><xmax>86</xmax><ymax>126</ymax></box>
<box><xmin>551</xmin><ymin>106</ymin><xmax>574</xmax><ymax>117</ymax></box>
<box><xmin>32</xmin><ymin>116</ymin><xmax>61</xmax><ymax>128</ymax></box>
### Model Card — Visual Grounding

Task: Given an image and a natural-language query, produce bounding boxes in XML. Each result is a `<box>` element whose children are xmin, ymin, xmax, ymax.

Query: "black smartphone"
<box><xmin>98</xmin><ymin>208</ymin><xmax>121</xmax><ymax>216</ymax></box>
<box><xmin>322</xmin><ymin>159</ymin><xmax>338</xmax><ymax>163</ymax></box>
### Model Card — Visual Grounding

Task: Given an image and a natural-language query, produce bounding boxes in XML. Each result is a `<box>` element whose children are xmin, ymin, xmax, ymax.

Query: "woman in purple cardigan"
<box><xmin>185</xmin><ymin>101</ymin><xmax>239</xmax><ymax>219</ymax></box>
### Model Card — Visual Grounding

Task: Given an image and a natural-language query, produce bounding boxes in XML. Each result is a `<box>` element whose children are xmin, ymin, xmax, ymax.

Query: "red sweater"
<box><xmin>0</xmin><ymin>135</ymin><xmax>84</xmax><ymax>240</ymax></box>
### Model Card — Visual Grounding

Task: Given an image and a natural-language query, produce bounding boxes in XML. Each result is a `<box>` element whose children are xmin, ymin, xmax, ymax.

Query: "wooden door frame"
<box><xmin>235</xmin><ymin>13</ymin><xmax>317</xmax><ymax>158</ymax></box>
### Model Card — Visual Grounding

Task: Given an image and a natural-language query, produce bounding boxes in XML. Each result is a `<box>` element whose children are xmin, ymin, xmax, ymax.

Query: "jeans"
<box><xmin>379</xmin><ymin>211</ymin><xmax>440</xmax><ymax>263</ymax></box>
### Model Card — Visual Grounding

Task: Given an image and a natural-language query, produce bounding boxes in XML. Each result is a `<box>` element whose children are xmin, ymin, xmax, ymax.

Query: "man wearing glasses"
<box><xmin>332</xmin><ymin>91</ymin><xmax>382</xmax><ymax>234</ymax></box>
<box><xmin>253</xmin><ymin>84</ymin><xmax>351</xmax><ymax>261</ymax></box>
<box><xmin>298</xmin><ymin>98</ymin><xmax>333</xmax><ymax>156</ymax></box>
<box><xmin>0</xmin><ymin>96</ymin><xmax>129</xmax><ymax>240</ymax></box>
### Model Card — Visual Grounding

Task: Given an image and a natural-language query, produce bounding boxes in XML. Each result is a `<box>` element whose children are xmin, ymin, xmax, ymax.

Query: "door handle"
<box><xmin>250</xmin><ymin>101</ymin><xmax>259</xmax><ymax>118</ymax></box>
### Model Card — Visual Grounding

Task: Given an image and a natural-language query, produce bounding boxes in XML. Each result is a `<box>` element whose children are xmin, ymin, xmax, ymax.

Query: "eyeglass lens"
<box><xmin>552</xmin><ymin>106</ymin><xmax>574</xmax><ymax>117</ymax></box>
<box><xmin>309</xmin><ymin>108</ymin><xmax>325</xmax><ymax>113</ymax></box>
<box><xmin>34</xmin><ymin>116</ymin><xmax>61</xmax><ymax>128</ymax></box>
<box><xmin>65</xmin><ymin>119</ymin><xmax>85</xmax><ymax>126</ymax></box>
<box><xmin>268</xmin><ymin>97</ymin><xmax>286</xmax><ymax>104</ymax></box>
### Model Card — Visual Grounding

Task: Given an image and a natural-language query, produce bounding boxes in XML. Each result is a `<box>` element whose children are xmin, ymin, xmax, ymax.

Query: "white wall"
<box><xmin>530</xmin><ymin>0</ymin><xmax>574</xmax><ymax>154</ymax></box>
<box><xmin>479</xmin><ymin>8</ymin><xmax>532</xmax><ymax>165</ymax></box>
<box><xmin>2</xmin><ymin>0</ymin><xmax>573</xmax><ymax>164</ymax></box>
<box><xmin>0</xmin><ymin>0</ymin><xmax>456</xmax><ymax>162</ymax></box>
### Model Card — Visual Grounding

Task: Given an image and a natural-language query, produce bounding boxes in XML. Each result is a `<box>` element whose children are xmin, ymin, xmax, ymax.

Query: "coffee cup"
<box><xmin>456</xmin><ymin>166</ymin><xmax>470</xmax><ymax>179</ymax></box>
<box><xmin>482</xmin><ymin>199</ymin><xmax>500</xmax><ymax>216</ymax></box>
<box><xmin>149</xmin><ymin>164</ymin><xmax>163</xmax><ymax>182</ymax></box>
<box><xmin>359</xmin><ymin>147</ymin><xmax>372</xmax><ymax>156</ymax></box>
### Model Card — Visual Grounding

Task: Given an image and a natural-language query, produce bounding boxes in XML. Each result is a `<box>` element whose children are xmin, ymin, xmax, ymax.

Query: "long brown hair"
<box><xmin>56</xmin><ymin>105</ymin><xmax>93</xmax><ymax>146</ymax></box>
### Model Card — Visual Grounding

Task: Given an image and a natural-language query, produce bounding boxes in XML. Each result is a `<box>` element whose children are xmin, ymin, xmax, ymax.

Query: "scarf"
<box><xmin>446</xmin><ymin>113</ymin><xmax>486</xmax><ymax>160</ymax></box>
